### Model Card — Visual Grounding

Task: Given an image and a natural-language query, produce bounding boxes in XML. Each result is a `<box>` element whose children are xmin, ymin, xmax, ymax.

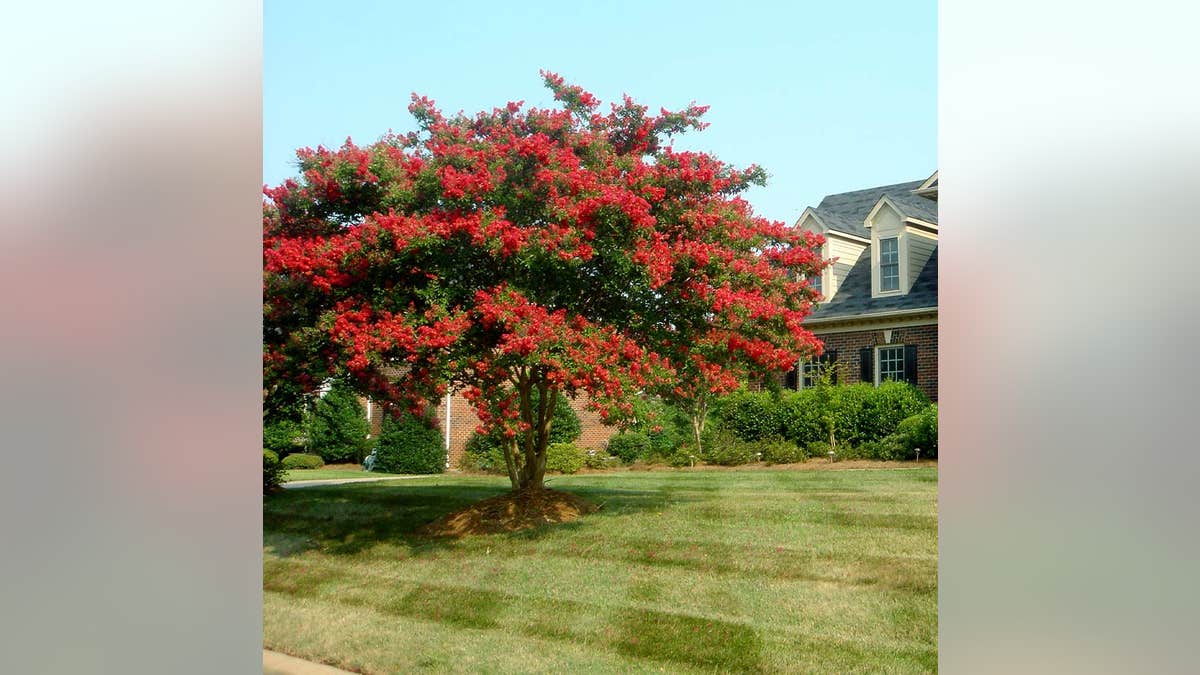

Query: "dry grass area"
<box><xmin>418</xmin><ymin>487</ymin><xmax>598</xmax><ymax>537</ymax></box>
<box><xmin>264</xmin><ymin>467</ymin><xmax>937</xmax><ymax>673</ymax></box>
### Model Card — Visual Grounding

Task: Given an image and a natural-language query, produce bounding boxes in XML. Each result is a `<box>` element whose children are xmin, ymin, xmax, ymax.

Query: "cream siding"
<box><xmin>905</xmin><ymin>228</ymin><xmax>937</xmax><ymax>291</ymax></box>
<box><xmin>827</xmin><ymin>234</ymin><xmax>866</xmax><ymax>298</ymax></box>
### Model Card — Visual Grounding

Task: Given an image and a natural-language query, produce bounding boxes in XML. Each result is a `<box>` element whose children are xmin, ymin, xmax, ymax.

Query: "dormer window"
<box><xmin>879</xmin><ymin>237</ymin><xmax>900</xmax><ymax>292</ymax></box>
<box><xmin>811</xmin><ymin>273</ymin><xmax>822</xmax><ymax>297</ymax></box>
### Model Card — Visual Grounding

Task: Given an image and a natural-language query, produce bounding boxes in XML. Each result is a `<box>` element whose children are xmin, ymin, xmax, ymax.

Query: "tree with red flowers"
<box><xmin>264</xmin><ymin>72</ymin><xmax>826</xmax><ymax>492</ymax></box>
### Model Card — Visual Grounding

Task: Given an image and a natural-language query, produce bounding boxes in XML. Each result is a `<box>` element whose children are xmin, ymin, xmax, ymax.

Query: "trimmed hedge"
<box><xmin>714</xmin><ymin>381</ymin><xmax>930</xmax><ymax>449</ymax></box>
<box><xmin>281</xmin><ymin>453</ymin><xmax>324</xmax><ymax>470</ymax></box>
<box><xmin>374</xmin><ymin>412</ymin><xmax>445</xmax><ymax>474</ymax></box>
<box><xmin>546</xmin><ymin>443</ymin><xmax>586</xmax><ymax>474</ymax></box>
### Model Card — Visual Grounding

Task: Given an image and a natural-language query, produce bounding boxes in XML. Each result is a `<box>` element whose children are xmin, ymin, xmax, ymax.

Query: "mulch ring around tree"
<box><xmin>418</xmin><ymin>487</ymin><xmax>598</xmax><ymax>538</ymax></box>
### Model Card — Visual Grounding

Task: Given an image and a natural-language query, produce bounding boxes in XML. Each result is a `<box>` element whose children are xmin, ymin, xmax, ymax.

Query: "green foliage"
<box><xmin>713</xmin><ymin>389</ymin><xmax>779</xmax><ymax>441</ymax></box>
<box><xmin>460</xmin><ymin>432</ymin><xmax>506</xmax><ymax>474</ymax></box>
<box><xmin>546</xmin><ymin>443</ymin><xmax>586</xmax><ymax>474</ymax></box>
<box><xmin>700</xmin><ymin>430</ymin><xmax>758</xmax><ymax>466</ymax></box>
<box><xmin>282</xmin><ymin>453</ymin><xmax>324</xmax><ymax>470</ymax></box>
<box><xmin>883</xmin><ymin>404</ymin><xmax>938</xmax><ymax>460</ymax></box>
<box><xmin>662</xmin><ymin>446</ymin><xmax>700</xmax><ymax>467</ymax></box>
<box><xmin>607</xmin><ymin>432</ymin><xmax>652</xmax><ymax>464</ymax></box>
<box><xmin>835</xmin><ymin>381</ymin><xmax>929</xmax><ymax>445</ymax></box>
<box><xmin>626</xmin><ymin>395</ymin><xmax>689</xmax><ymax>454</ymax></box>
<box><xmin>806</xmin><ymin>441</ymin><xmax>834</xmax><ymax>459</ymax></box>
<box><xmin>775</xmin><ymin>390</ymin><xmax>827</xmax><ymax>448</ymax></box>
<box><xmin>714</xmin><ymin>381</ymin><xmax>929</xmax><ymax>450</ymax></box>
<box><xmin>307</xmin><ymin>383</ymin><xmax>370</xmax><ymax>463</ymax></box>
<box><xmin>583</xmin><ymin>448</ymin><xmax>622</xmax><ymax>470</ymax></box>
<box><xmin>543</xmin><ymin>391</ymin><xmax>582</xmax><ymax>444</ymax></box>
<box><xmin>374</xmin><ymin>412</ymin><xmax>445</xmax><ymax>474</ymax></box>
<box><xmin>264</xmin><ymin>420</ymin><xmax>304</xmax><ymax>456</ymax></box>
<box><xmin>758</xmin><ymin>439</ymin><xmax>807</xmax><ymax>465</ymax></box>
<box><xmin>263</xmin><ymin>450</ymin><xmax>285</xmax><ymax>493</ymax></box>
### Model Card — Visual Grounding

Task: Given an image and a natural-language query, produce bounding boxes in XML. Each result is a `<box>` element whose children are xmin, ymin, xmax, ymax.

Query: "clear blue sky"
<box><xmin>265</xmin><ymin>1</ymin><xmax>935</xmax><ymax>225</ymax></box>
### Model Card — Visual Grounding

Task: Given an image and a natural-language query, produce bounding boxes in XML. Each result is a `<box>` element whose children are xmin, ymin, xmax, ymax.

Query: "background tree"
<box><xmin>263</xmin><ymin>73</ymin><xmax>826</xmax><ymax>492</ymax></box>
<box><xmin>306</xmin><ymin>382</ymin><xmax>370</xmax><ymax>463</ymax></box>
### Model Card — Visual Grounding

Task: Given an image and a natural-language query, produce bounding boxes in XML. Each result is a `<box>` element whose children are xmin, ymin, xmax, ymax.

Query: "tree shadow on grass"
<box><xmin>263</xmin><ymin>481</ymin><xmax>708</xmax><ymax>558</ymax></box>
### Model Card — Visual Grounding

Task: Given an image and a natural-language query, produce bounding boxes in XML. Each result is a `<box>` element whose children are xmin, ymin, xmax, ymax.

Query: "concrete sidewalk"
<box><xmin>263</xmin><ymin>649</ymin><xmax>355</xmax><ymax>674</ymax></box>
<box><xmin>282</xmin><ymin>475</ymin><xmax>432</xmax><ymax>489</ymax></box>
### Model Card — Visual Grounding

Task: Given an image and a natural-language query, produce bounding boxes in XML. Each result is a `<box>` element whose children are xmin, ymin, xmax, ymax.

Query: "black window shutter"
<box><xmin>826</xmin><ymin>350</ymin><xmax>839</xmax><ymax>384</ymax></box>
<box><xmin>904</xmin><ymin>345</ymin><xmax>918</xmax><ymax>385</ymax></box>
<box><xmin>784</xmin><ymin>364</ymin><xmax>799</xmax><ymax>390</ymax></box>
<box><xmin>859</xmin><ymin>347</ymin><xmax>873</xmax><ymax>384</ymax></box>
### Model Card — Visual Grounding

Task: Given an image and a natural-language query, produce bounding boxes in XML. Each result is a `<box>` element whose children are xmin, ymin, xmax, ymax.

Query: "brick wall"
<box><xmin>809</xmin><ymin>323</ymin><xmax>938</xmax><ymax>401</ymax></box>
<box><xmin>362</xmin><ymin>391</ymin><xmax>617</xmax><ymax>470</ymax></box>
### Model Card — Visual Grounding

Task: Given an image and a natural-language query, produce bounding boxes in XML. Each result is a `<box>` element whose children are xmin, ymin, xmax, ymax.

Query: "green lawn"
<box><xmin>264</xmin><ymin>468</ymin><xmax>937</xmax><ymax>673</ymax></box>
<box><xmin>283</xmin><ymin>468</ymin><xmax>401</xmax><ymax>482</ymax></box>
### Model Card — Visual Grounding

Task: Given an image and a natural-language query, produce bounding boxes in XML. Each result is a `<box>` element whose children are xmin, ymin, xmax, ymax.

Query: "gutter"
<box><xmin>804</xmin><ymin>306</ymin><xmax>937</xmax><ymax>326</ymax></box>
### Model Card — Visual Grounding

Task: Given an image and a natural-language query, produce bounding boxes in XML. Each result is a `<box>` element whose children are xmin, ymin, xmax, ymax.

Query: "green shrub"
<box><xmin>627</xmin><ymin>395</ymin><xmax>689</xmax><ymax>454</ymax></box>
<box><xmin>701</xmin><ymin>431</ymin><xmax>758</xmax><ymax>466</ymax></box>
<box><xmin>307</xmin><ymin>383</ymin><xmax>370</xmax><ymax>464</ymax></box>
<box><xmin>460</xmin><ymin>432</ymin><xmax>507</xmax><ymax>473</ymax></box>
<box><xmin>714</xmin><ymin>390</ymin><xmax>780</xmax><ymax>441</ymax></box>
<box><xmin>544</xmin><ymin>392</ymin><xmax>583</xmax><ymax>444</ymax></box>
<box><xmin>281</xmin><ymin>453</ymin><xmax>324</xmax><ymax>470</ymax></box>
<box><xmin>263</xmin><ymin>420</ymin><xmax>304</xmax><ymax>456</ymax></box>
<box><xmin>758</xmin><ymin>438</ymin><xmax>806</xmax><ymax>465</ymax></box>
<box><xmin>892</xmin><ymin>404</ymin><xmax>938</xmax><ymax>459</ymax></box>
<box><xmin>775</xmin><ymin>390</ymin><xmax>826</xmax><ymax>448</ymax></box>
<box><xmin>583</xmin><ymin>448</ymin><xmax>621</xmax><ymax>470</ymax></box>
<box><xmin>806</xmin><ymin>441</ymin><xmax>834</xmax><ymax>460</ymax></box>
<box><xmin>546</xmin><ymin>443</ymin><xmax>586</xmax><ymax>474</ymax></box>
<box><xmin>374</xmin><ymin>412</ymin><xmax>445</xmax><ymax>474</ymax></box>
<box><xmin>263</xmin><ymin>450</ymin><xmax>285</xmax><ymax>492</ymax></box>
<box><xmin>607</xmin><ymin>432</ymin><xmax>652</xmax><ymax>464</ymax></box>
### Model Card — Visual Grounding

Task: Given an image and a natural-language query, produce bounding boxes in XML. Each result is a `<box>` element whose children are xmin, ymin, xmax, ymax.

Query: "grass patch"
<box><xmin>283</xmin><ymin>468</ymin><xmax>401</xmax><ymax>482</ymax></box>
<box><xmin>264</xmin><ymin>468</ymin><xmax>937</xmax><ymax>673</ymax></box>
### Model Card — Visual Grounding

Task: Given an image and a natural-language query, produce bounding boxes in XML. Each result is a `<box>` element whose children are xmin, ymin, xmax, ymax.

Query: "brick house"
<box><xmin>787</xmin><ymin>172</ymin><xmax>938</xmax><ymax>401</ymax></box>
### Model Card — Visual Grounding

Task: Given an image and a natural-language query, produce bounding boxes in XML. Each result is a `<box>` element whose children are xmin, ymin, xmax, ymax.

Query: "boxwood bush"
<box><xmin>546</xmin><ymin>443</ymin><xmax>586</xmax><ymax>474</ymax></box>
<box><xmin>281</xmin><ymin>453</ymin><xmax>324</xmax><ymax>470</ymax></box>
<box><xmin>374</xmin><ymin>412</ymin><xmax>445</xmax><ymax>474</ymax></box>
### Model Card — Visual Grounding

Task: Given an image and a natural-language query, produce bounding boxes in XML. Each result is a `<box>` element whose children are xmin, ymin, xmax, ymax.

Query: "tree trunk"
<box><xmin>509</xmin><ymin>374</ymin><xmax>555</xmax><ymax>492</ymax></box>
<box><xmin>689</xmin><ymin>391</ymin><xmax>709</xmax><ymax>455</ymax></box>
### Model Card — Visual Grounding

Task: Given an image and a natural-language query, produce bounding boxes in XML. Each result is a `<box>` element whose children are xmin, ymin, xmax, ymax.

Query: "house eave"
<box><xmin>805</xmin><ymin>306</ymin><xmax>938</xmax><ymax>328</ymax></box>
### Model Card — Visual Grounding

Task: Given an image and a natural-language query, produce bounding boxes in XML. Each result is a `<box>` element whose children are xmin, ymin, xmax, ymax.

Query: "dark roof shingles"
<box><xmin>809</xmin><ymin>180</ymin><xmax>937</xmax><ymax>238</ymax></box>
<box><xmin>808</xmin><ymin>246</ymin><xmax>938</xmax><ymax>321</ymax></box>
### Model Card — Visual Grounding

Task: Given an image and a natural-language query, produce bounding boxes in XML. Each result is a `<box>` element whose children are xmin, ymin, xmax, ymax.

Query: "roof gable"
<box><xmin>808</xmin><ymin>178</ymin><xmax>937</xmax><ymax>238</ymax></box>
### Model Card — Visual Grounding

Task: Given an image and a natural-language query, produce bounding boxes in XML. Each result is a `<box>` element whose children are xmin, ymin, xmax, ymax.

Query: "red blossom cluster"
<box><xmin>263</xmin><ymin>73</ymin><xmax>827</xmax><ymax>443</ymax></box>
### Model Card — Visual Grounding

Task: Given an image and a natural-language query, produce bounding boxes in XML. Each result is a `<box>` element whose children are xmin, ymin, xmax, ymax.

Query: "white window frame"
<box><xmin>799</xmin><ymin>359</ymin><xmax>823</xmax><ymax>389</ymax></box>
<box><xmin>878</xmin><ymin>237</ymin><xmax>900</xmax><ymax>293</ymax></box>
<box><xmin>875</xmin><ymin>344</ymin><xmax>906</xmax><ymax>385</ymax></box>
